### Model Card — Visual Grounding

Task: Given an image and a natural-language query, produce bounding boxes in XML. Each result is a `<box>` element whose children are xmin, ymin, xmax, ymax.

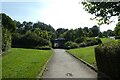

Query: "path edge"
<box><xmin>66</xmin><ymin>51</ymin><xmax>111</xmax><ymax>79</ymax></box>
<box><xmin>37</xmin><ymin>49</ymin><xmax>54</xmax><ymax>79</ymax></box>
<box><xmin>66</xmin><ymin>51</ymin><xmax>97</xmax><ymax>72</ymax></box>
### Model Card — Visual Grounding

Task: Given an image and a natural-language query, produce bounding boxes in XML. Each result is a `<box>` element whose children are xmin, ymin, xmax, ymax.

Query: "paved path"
<box><xmin>42</xmin><ymin>49</ymin><xmax>97</xmax><ymax>78</ymax></box>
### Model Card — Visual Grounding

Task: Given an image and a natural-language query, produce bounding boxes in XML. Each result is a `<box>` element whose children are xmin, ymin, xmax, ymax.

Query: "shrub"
<box><xmin>35</xmin><ymin>46</ymin><xmax>51</xmax><ymax>50</ymax></box>
<box><xmin>12</xmin><ymin>32</ymin><xmax>52</xmax><ymax>48</ymax></box>
<box><xmin>96</xmin><ymin>38</ymin><xmax>102</xmax><ymax>44</ymax></box>
<box><xmin>65</xmin><ymin>41</ymin><xmax>79</xmax><ymax>49</ymax></box>
<box><xmin>115</xmin><ymin>36</ymin><xmax>120</xmax><ymax>39</ymax></box>
<box><xmin>79</xmin><ymin>38</ymin><xmax>102</xmax><ymax>47</ymax></box>
<box><xmin>75</xmin><ymin>37</ymin><xmax>85</xmax><ymax>43</ymax></box>
<box><xmin>95</xmin><ymin>41</ymin><xmax>120</xmax><ymax>79</ymax></box>
<box><xmin>79</xmin><ymin>42</ymin><xmax>87</xmax><ymax>47</ymax></box>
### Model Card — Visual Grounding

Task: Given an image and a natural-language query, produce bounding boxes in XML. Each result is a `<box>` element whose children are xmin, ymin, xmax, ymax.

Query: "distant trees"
<box><xmin>60</xmin><ymin>25</ymin><xmax>100</xmax><ymax>42</ymax></box>
<box><xmin>1</xmin><ymin>13</ymin><xmax>116</xmax><ymax>51</ymax></box>
<box><xmin>56</xmin><ymin>28</ymin><xmax>68</xmax><ymax>38</ymax></box>
<box><xmin>89</xmin><ymin>25</ymin><xmax>100</xmax><ymax>37</ymax></box>
<box><xmin>12</xmin><ymin>20</ymin><xmax>57</xmax><ymax>49</ymax></box>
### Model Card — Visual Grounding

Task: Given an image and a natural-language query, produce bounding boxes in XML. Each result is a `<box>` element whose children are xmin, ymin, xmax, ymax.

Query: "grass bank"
<box><xmin>2</xmin><ymin>48</ymin><xmax>53</xmax><ymax>78</ymax></box>
<box><xmin>100</xmin><ymin>38</ymin><xmax>115</xmax><ymax>43</ymax></box>
<box><xmin>67</xmin><ymin>46</ymin><xmax>96</xmax><ymax>67</ymax></box>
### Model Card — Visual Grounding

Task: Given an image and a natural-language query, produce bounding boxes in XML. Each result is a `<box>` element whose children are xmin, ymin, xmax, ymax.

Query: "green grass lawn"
<box><xmin>100</xmin><ymin>38</ymin><xmax>115</xmax><ymax>43</ymax></box>
<box><xmin>67</xmin><ymin>46</ymin><xmax>96</xmax><ymax>67</ymax></box>
<box><xmin>2</xmin><ymin>48</ymin><xmax>53</xmax><ymax>78</ymax></box>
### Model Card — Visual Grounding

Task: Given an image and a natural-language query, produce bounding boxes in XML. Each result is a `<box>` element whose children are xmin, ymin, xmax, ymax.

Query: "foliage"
<box><xmin>89</xmin><ymin>25</ymin><xmax>100</xmax><ymax>37</ymax></box>
<box><xmin>56</xmin><ymin>28</ymin><xmax>68</xmax><ymax>38</ymax></box>
<box><xmin>79</xmin><ymin>38</ymin><xmax>102</xmax><ymax>47</ymax></box>
<box><xmin>2</xmin><ymin>48</ymin><xmax>53</xmax><ymax>78</ymax></box>
<box><xmin>35</xmin><ymin>46</ymin><xmax>52</xmax><ymax>50</ymax></box>
<box><xmin>114</xmin><ymin>21</ymin><xmax>120</xmax><ymax>38</ymax></box>
<box><xmin>1</xmin><ymin>13</ymin><xmax>16</xmax><ymax>52</ymax></box>
<box><xmin>75</xmin><ymin>37</ymin><xmax>85</xmax><ymax>43</ymax></box>
<box><xmin>12</xmin><ymin>20</ymin><xmax>57</xmax><ymax>49</ymax></box>
<box><xmin>63</xmin><ymin>29</ymin><xmax>75</xmax><ymax>41</ymax></box>
<box><xmin>61</xmin><ymin>25</ymin><xmax>100</xmax><ymax>42</ymax></box>
<box><xmin>1</xmin><ymin>13</ymin><xmax>16</xmax><ymax>31</ymax></box>
<box><xmin>12</xmin><ymin>30</ymin><xmax>51</xmax><ymax>48</ymax></box>
<box><xmin>102</xmin><ymin>29</ymin><xmax>115</xmax><ymax>37</ymax></box>
<box><xmin>95</xmin><ymin>41</ymin><xmax>120</xmax><ymax>79</ymax></box>
<box><xmin>33</xmin><ymin>21</ymin><xmax>55</xmax><ymax>32</ymax></box>
<box><xmin>98</xmin><ymin>32</ymin><xmax>103</xmax><ymax>38</ymax></box>
<box><xmin>82</xmin><ymin>1</ymin><xmax>120</xmax><ymax>25</ymax></box>
<box><xmin>65</xmin><ymin>41</ymin><xmax>79</xmax><ymax>49</ymax></box>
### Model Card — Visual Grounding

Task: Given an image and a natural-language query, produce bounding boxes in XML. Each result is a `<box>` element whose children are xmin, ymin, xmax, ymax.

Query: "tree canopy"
<box><xmin>82</xmin><ymin>1</ymin><xmax>120</xmax><ymax>25</ymax></box>
<box><xmin>1</xmin><ymin>13</ymin><xmax>16</xmax><ymax>31</ymax></box>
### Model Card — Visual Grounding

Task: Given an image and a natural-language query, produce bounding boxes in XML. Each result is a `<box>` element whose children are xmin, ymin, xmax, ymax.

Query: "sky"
<box><xmin>1</xmin><ymin>0</ymin><xmax>118</xmax><ymax>32</ymax></box>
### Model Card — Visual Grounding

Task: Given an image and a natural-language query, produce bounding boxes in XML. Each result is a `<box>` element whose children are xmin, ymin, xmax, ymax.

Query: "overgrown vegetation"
<box><xmin>2</xmin><ymin>48</ymin><xmax>53</xmax><ymax>78</ymax></box>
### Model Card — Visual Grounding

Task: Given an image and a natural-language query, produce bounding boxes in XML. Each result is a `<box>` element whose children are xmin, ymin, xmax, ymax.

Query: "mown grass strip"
<box><xmin>2</xmin><ymin>48</ymin><xmax>53</xmax><ymax>78</ymax></box>
<box><xmin>100</xmin><ymin>38</ymin><xmax>115</xmax><ymax>43</ymax></box>
<box><xmin>67</xmin><ymin>46</ymin><xmax>96</xmax><ymax>67</ymax></box>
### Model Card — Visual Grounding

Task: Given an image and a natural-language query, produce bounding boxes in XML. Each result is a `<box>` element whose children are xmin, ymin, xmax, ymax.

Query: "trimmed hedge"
<box><xmin>95</xmin><ymin>41</ymin><xmax>120</xmax><ymax>80</ymax></box>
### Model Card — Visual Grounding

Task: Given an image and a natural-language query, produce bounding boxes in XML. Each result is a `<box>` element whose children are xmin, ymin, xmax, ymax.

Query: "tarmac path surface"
<box><xmin>42</xmin><ymin>49</ymin><xmax>97</xmax><ymax>78</ymax></box>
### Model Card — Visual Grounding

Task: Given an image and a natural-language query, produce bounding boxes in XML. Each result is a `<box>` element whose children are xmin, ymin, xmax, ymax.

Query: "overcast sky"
<box><xmin>1</xmin><ymin>0</ymin><xmax>118</xmax><ymax>31</ymax></box>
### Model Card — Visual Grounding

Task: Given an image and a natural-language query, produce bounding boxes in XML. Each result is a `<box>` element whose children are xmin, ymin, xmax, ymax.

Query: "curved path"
<box><xmin>42</xmin><ymin>49</ymin><xmax>97</xmax><ymax>78</ymax></box>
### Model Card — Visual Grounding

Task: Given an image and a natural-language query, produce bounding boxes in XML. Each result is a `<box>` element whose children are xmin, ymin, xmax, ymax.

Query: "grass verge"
<box><xmin>100</xmin><ymin>38</ymin><xmax>115</xmax><ymax>43</ymax></box>
<box><xmin>2</xmin><ymin>48</ymin><xmax>53</xmax><ymax>78</ymax></box>
<box><xmin>67</xmin><ymin>46</ymin><xmax>96</xmax><ymax>67</ymax></box>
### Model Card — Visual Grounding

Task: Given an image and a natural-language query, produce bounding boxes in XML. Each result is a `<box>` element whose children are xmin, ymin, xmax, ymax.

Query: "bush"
<box><xmin>75</xmin><ymin>37</ymin><xmax>85</xmax><ymax>43</ymax></box>
<box><xmin>35</xmin><ymin>46</ymin><xmax>51</xmax><ymax>50</ymax></box>
<box><xmin>65</xmin><ymin>41</ymin><xmax>79</xmax><ymax>49</ymax></box>
<box><xmin>79</xmin><ymin>38</ymin><xmax>102</xmax><ymax>47</ymax></box>
<box><xmin>96</xmin><ymin>38</ymin><xmax>102</xmax><ymax>44</ymax></box>
<box><xmin>79</xmin><ymin>42</ymin><xmax>87</xmax><ymax>47</ymax></box>
<box><xmin>12</xmin><ymin>32</ymin><xmax>52</xmax><ymax>49</ymax></box>
<box><xmin>115</xmin><ymin>36</ymin><xmax>120</xmax><ymax>39</ymax></box>
<box><xmin>95</xmin><ymin>41</ymin><xmax>120</xmax><ymax>80</ymax></box>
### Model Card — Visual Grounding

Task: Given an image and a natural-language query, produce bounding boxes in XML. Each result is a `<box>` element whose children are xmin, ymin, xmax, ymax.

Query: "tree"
<box><xmin>88</xmin><ymin>30</ymin><xmax>94</xmax><ymax>37</ymax></box>
<box><xmin>75</xmin><ymin>28</ymin><xmax>84</xmax><ymax>38</ymax></box>
<box><xmin>83</xmin><ymin>27</ymin><xmax>89</xmax><ymax>37</ymax></box>
<box><xmin>107</xmin><ymin>29</ymin><xmax>115</xmax><ymax>36</ymax></box>
<box><xmin>1</xmin><ymin>13</ymin><xmax>16</xmax><ymax>31</ymax></box>
<box><xmin>63</xmin><ymin>29</ymin><xmax>75</xmax><ymax>41</ymax></box>
<box><xmin>98</xmin><ymin>32</ymin><xmax>103</xmax><ymax>38</ymax></box>
<box><xmin>56</xmin><ymin>28</ymin><xmax>68</xmax><ymax>38</ymax></box>
<box><xmin>1</xmin><ymin>13</ymin><xmax>16</xmax><ymax>51</ymax></box>
<box><xmin>90</xmin><ymin>25</ymin><xmax>100</xmax><ymax>37</ymax></box>
<box><xmin>33</xmin><ymin>21</ymin><xmax>55</xmax><ymax>32</ymax></box>
<box><xmin>82</xmin><ymin>1</ymin><xmax>120</xmax><ymax>25</ymax></box>
<box><xmin>103</xmin><ymin>31</ymin><xmax>108</xmax><ymax>37</ymax></box>
<box><xmin>114</xmin><ymin>21</ymin><xmax>120</xmax><ymax>36</ymax></box>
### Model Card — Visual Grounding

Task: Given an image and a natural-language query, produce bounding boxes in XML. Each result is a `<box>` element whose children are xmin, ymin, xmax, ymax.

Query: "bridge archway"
<box><xmin>52</xmin><ymin>38</ymin><xmax>66</xmax><ymax>48</ymax></box>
